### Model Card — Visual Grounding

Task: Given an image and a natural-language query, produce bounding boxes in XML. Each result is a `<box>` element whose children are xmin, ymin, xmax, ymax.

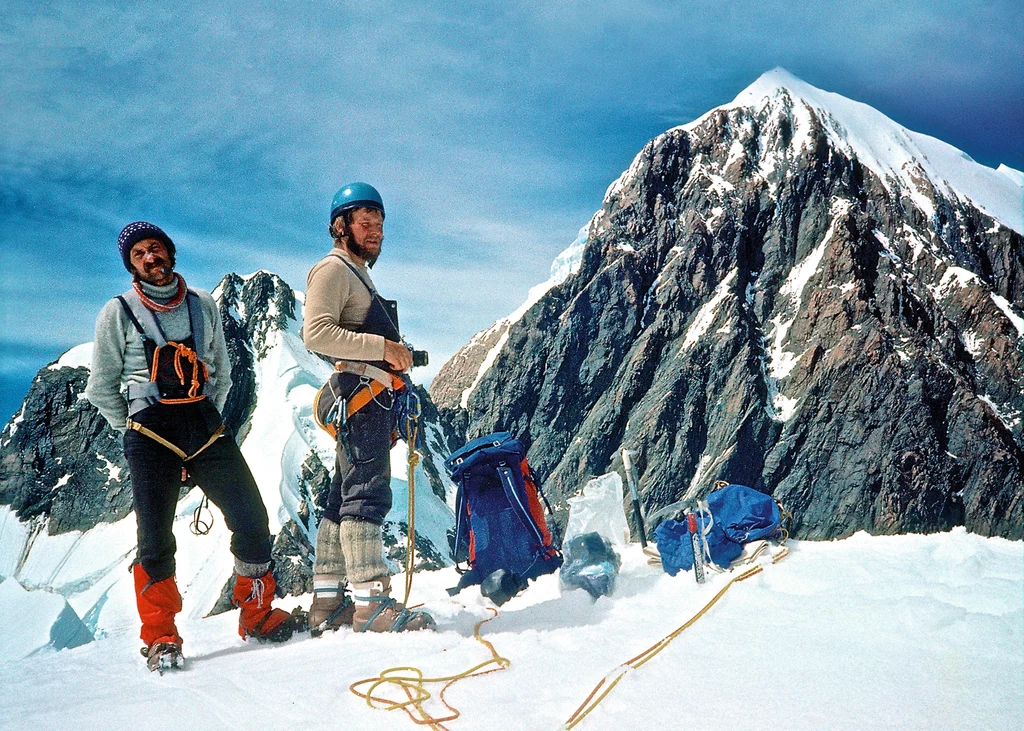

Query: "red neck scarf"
<box><xmin>134</xmin><ymin>273</ymin><xmax>187</xmax><ymax>312</ymax></box>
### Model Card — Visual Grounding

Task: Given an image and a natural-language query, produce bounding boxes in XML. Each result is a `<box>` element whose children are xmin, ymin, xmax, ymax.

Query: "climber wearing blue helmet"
<box><xmin>302</xmin><ymin>182</ymin><xmax>434</xmax><ymax>635</ymax></box>
<box><xmin>327</xmin><ymin>182</ymin><xmax>386</xmax><ymax>266</ymax></box>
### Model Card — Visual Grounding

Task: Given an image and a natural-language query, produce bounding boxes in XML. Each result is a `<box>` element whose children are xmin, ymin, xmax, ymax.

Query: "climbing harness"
<box><xmin>563</xmin><ymin>537</ymin><xmax>790</xmax><ymax>729</ymax></box>
<box><xmin>350</xmin><ymin>607</ymin><xmax>510</xmax><ymax>730</ymax></box>
<box><xmin>118</xmin><ymin>282</ymin><xmax>227</xmax><ymax>510</ymax></box>
<box><xmin>117</xmin><ymin>284</ymin><xmax>209</xmax><ymax>415</ymax></box>
<box><xmin>124</xmin><ymin>419</ymin><xmax>225</xmax><ymax>462</ymax></box>
<box><xmin>314</xmin><ymin>360</ymin><xmax>406</xmax><ymax>440</ymax></box>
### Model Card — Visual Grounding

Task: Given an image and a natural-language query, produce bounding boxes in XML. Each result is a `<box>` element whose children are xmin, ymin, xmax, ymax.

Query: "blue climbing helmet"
<box><xmin>329</xmin><ymin>182</ymin><xmax>385</xmax><ymax>224</ymax></box>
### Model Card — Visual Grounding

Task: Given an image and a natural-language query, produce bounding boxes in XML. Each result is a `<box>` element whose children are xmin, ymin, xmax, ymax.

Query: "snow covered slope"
<box><xmin>0</xmin><ymin>529</ymin><xmax>1019</xmax><ymax>730</ymax></box>
<box><xmin>670</xmin><ymin>68</ymin><xmax>1024</xmax><ymax>235</ymax></box>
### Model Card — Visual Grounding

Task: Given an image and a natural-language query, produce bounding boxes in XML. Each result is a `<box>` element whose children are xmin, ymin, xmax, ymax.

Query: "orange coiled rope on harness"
<box><xmin>151</xmin><ymin>341</ymin><xmax>204</xmax><ymax>402</ymax></box>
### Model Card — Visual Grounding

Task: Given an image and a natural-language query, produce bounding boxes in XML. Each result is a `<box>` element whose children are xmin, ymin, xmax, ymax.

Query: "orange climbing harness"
<box><xmin>313</xmin><ymin>360</ymin><xmax>405</xmax><ymax>439</ymax></box>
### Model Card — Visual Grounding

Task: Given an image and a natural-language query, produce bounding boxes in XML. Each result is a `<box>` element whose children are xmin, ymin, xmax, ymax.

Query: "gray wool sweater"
<box><xmin>85</xmin><ymin>279</ymin><xmax>231</xmax><ymax>432</ymax></box>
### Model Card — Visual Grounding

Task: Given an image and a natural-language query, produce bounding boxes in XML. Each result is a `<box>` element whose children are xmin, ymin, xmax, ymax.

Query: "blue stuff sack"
<box><xmin>654</xmin><ymin>484</ymin><xmax>782</xmax><ymax>575</ymax></box>
<box><xmin>707</xmin><ymin>484</ymin><xmax>781</xmax><ymax>543</ymax></box>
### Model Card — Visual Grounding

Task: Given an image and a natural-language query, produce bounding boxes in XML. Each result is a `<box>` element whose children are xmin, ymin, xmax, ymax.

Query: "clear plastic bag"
<box><xmin>560</xmin><ymin>473</ymin><xmax>628</xmax><ymax>597</ymax></box>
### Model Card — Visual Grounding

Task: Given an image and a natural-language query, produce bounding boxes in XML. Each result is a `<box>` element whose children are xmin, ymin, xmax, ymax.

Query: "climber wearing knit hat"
<box><xmin>85</xmin><ymin>221</ymin><xmax>299</xmax><ymax>673</ymax></box>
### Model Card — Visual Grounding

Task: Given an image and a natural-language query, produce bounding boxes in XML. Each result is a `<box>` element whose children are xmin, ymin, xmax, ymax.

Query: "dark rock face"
<box><xmin>213</xmin><ymin>274</ymin><xmax>257</xmax><ymax>437</ymax></box>
<box><xmin>271</xmin><ymin>519</ymin><xmax>315</xmax><ymax>598</ymax></box>
<box><xmin>382</xmin><ymin>520</ymin><xmax>450</xmax><ymax>572</ymax></box>
<box><xmin>411</xmin><ymin>383</ymin><xmax>462</xmax><ymax>502</ymax></box>
<box><xmin>0</xmin><ymin>367</ymin><xmax>133</xmax><ymax>534</ymax></box>
<box><xmin>0</xmin><ymin>272</ymin><xmax>297</xmax><ymax>538</ymax></box>
<box><xmin>432</xmin><ymin>87</ymin><xmax>1024</xmax><ymax>540</ymax></box>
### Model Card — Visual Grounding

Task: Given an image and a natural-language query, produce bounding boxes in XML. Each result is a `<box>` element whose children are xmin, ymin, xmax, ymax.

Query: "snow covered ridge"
<box><xmin>611</xmin><ymin>67</ymin><xmax>1023</xmax><ymax>235</ymax></box>
<box><xmin>0</xmin><ymin>529</ymin><xmax>1020</xmax><ymax>730</ymax></box>
<box><xmin>719</xmin><ymin>68</ymin><xmax>1022</xmax><ymax>235</ymax></box>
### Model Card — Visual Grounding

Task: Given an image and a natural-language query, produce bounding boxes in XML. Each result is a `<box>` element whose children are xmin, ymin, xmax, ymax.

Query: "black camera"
<box><xmin>405</xmin><ymin>343</ymin><xmax>429</xmax><ymax>368</ymax></box>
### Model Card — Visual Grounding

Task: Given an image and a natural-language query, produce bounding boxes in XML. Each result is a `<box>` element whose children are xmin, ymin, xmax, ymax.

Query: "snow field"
<box><xmin>1</xmin><ymin>528</ymin><xmax>1020</xmax><ymax>730</ymax></box>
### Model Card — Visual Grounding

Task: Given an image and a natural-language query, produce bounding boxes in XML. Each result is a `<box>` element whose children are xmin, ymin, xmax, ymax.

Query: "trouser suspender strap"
<box><xmin>126</xmin><ymin>419</ymin><xmax>226</xmax><ymax>461</ymax></box>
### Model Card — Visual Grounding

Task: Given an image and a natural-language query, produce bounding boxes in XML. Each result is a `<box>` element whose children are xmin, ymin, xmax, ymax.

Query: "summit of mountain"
<box><xmin>431</xmin><ymin>68</ymin><xmax>1024</xmax><ymax>540</ymax></box>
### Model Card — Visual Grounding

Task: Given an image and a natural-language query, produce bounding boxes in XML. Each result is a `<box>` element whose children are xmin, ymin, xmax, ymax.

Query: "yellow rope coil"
<box><xmin>403</xmin><ymin>415</ymin><xmax>420</xmax><ymax>607</ymax></box>
<box><xmin>350</xmin><ymin>608</ymin><xmax>511</xmax><ymax>731</ymax></box>
<box><xmin>564</xmin><ymin>549</ymin><xmax>787</xmax><ymax>730</ymax></box>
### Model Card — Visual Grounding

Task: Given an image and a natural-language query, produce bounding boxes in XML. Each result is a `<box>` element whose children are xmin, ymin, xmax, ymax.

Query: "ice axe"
<box><xmin>621</xmin><ymin>449</ymin><xmax>648</xmax><ymax>548</ymax></box>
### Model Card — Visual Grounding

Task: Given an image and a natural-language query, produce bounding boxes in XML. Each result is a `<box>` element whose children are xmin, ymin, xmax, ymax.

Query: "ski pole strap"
<box><xmin>126</xmin><ymin>419</ymin><xmax>226</xmax><ymax>462</ymax></box>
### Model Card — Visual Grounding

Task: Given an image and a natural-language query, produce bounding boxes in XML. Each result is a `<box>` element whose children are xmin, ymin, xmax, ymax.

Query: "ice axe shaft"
<box><xmin>687</xmin><ymin>512</ymin><xmax>707</xmax><ymax>584</ymax></box>
<box><xmin>621</xmin><ymin>449</ymin><xmax>648</xmax><ymax>548</ymax></box>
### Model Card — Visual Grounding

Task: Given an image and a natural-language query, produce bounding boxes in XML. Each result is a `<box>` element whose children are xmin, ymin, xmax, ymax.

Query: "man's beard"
<box><xmin>348</xmin><ymin>240</ymin><xmax>380</xmax><ymax>268</ymax></box>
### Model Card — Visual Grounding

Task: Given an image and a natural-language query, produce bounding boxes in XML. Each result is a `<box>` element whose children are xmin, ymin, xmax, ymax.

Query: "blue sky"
<box><xmin>2</xmin><ymin>0</ymin><xmax>1022</xmax><ymax>418</ymax></box>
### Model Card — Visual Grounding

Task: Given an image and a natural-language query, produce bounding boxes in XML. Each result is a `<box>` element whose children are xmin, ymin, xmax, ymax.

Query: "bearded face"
<box><xmin>332</xmin><ymin>207</ymin><xmax>384</xmax><ymax>266</ymax></box>
<box><xmin>129</xmin><ymin>239</ymin><xmax>176</xmax><ymax>285</ymax></box>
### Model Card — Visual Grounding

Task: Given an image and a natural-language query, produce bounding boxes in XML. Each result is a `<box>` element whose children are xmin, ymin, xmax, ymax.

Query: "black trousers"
<box><xmin>123</xmin><ymin>399</ymin><xmax>272</xmax><ymax>582</ymax></box>
<box><xmin>324</xmin><ymin>379</ymin><xmax>394</xmax><ymax>525</ymax></box>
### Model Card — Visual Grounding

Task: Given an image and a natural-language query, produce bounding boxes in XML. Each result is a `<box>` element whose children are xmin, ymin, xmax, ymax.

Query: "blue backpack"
<box><xmin>445</xmin><ymin>432</ymin><xmax>562</xmax><ymax>597</ymax></box>
<box><xmin>655</xmin><ymin>483</ymin><xmax>785</xmax><ymax>576</ymax></box>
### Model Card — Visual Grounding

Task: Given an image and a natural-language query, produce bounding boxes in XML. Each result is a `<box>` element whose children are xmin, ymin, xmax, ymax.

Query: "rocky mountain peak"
<box><xmin>214</xmin><ymin>270</ymin><xmax>298</xmax><ymax>359</ymax></box>
<box><xmin>431</xmin><ymin>70</ymin><xmax>1024</xmax><ymax>541</ymax></box>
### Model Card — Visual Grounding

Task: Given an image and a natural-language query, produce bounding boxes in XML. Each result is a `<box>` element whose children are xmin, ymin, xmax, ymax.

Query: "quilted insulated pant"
<box><xmin>322</xmin><ymin>382</ymin><xmax>394</xmax><ymax>525</ymax></box>
<box><xmin>123</xmin><ymin>399</ymin><xmax>273</xmax><ymax>582</ymax></box>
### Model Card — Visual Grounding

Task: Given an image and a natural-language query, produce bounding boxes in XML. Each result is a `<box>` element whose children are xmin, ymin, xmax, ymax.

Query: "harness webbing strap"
<box><xmin>329</xmin><ymin>252</ymin><xmax>402</xmax><ymax>340</ymax></box>
<box><xmin>185</xmin><ymin>291</ymin><xmax>205</xmax><ymax>362</ymax></box>
<box><xmin>334</xmin><ymin>359</ymin><xmax>395</xmax><ymax>389</ymax></box>
<box><xmin>117</xmin><ymin>288</ymin><xmax>206</xmax><ymax>352</ymax></box>
<box><xmin>345</xmin><ymin>376</ymin><xmax>405</xmax><ymax>419</ymax></box>
<box><xmin>126</xmin><ymin>419</ymin><xmax>226</xmax><ymax>462</ymax></box>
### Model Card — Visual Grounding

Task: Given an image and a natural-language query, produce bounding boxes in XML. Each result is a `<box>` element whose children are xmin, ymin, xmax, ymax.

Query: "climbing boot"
<box><xmin>232</xmin><ymin>570</ymin><xmax>295</xmax><ymax>643</ymax></box>
<box><xmin>351</xmin><ymin>576</ymin><xmax>436</xmax><ymax>633</ymax></box>
<box><xmin>309</xmin><ymin>576</ymin><xmax>354</xmax><ymax>637</ymax></box>
<box><xmin>141</xmin><ymin>639</ymin><xmax>184</xmax><ymax>674</ymax></box>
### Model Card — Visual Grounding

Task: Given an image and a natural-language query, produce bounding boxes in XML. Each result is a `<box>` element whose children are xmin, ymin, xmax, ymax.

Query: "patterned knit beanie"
<box><xmin>118</xmin><ymin>221</ymin><xmax>175</xmax><ymax>272</ymax></box>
